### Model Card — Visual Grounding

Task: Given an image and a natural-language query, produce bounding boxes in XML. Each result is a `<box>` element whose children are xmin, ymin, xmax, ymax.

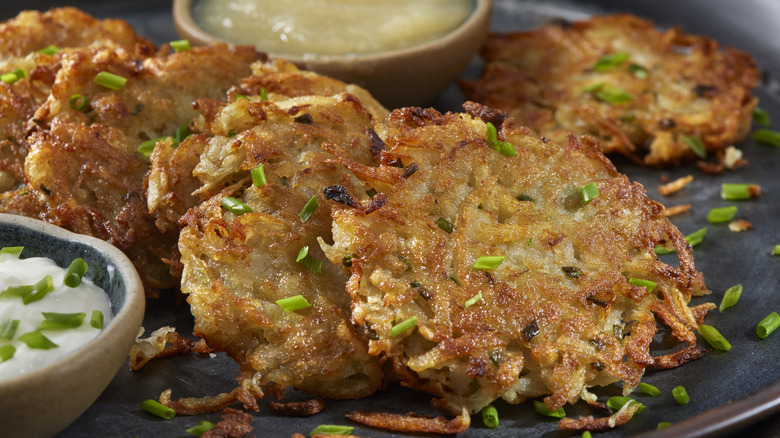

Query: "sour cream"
<box><xmin>0</xmin><ymin>253</ymin><xmax>112</xmax><ymax>380</ymax></box>
<box><xmin>193</xmin><ymin>0</ymin><xmax>473</xmax><ymax>56</ymax></box>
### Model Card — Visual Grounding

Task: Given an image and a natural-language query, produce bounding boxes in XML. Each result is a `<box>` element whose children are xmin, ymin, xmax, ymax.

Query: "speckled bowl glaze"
<box><xmin>0</xmin><ymin>214</ymin><xmax>144</xmax><ymax>438</ymax></box>
<box><xmin>173</xmin><ymin>0</ymin><xmax>492</xmax><ymax>109</ymax></box>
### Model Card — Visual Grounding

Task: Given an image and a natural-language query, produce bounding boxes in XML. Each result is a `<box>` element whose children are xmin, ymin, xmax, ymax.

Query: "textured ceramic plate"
<box><xmin>4</xmin><ymin>1</ymin><xmax>778</xmax><ymax>437</ymax></box>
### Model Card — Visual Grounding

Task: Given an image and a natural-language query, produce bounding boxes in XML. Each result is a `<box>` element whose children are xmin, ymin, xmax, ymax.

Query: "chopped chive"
<box><xmin>221</xmin><ymin>197</ymin><xmax>253</xmax><ymax>215</ymax></box>
<box><xmin>464</xmin><ymin>291</ymin><xmax>482</xmax><ymax>309</ymax></box>
<box><xmin>170</xmin><ymin>39</ymin><xmax>191</xmax><ymax>52</ymax></box>
<box><xmin>0</xmin><ymin>246</ymin><xmax>23</xmax><ymax>256</ymax></box>
<box><xmin>596</xmin><ymin>86</ymin><xmax>634</xmax><ymax>104</ymax></box>
<box><xmin>296</xmin><ymin>246</ymin><xmax>322</xmax><ymax>274</ymax></box>
<box><xmin>481</xmin><ymin>404</ymin><xmax>499</xmax><ymax>429</ymax></box>
<box><xmin>23</xmin><ymin>275</ymin><xmax>54</xmax><ymax>305</ymax></box>
<box><xmin>309</xmin><ymin>425</ymin><xmax>354</xmax><ymax>436</ymax></box>
<box><xmin>17</xmin><ymin>331</ymin><xmax>58</xmax><ymax>349</ymax></box>
<box><xmin>186</xmin><ymin>420</ymin><xmax>216</xmax><ymax>436</ymax></box>
<box><xmin>64</xmin><ymin>258</ymin><xmax>88</xmax><ymax>287</ymax></box>
<box><xmin>485</xmin><ymin>122</ymin><xmax>517</xmax><ymax>157</ymax></box>
<box><xmin>38</xmin><ymin>45</ymin><xmax>60</xmax><ymax>55</ymax></box>
<box><xmin>235</xmin><ymin>94</ymin><xmax>249</xmax><ymax>101</ymax></box>
<box><xmin>186</xmin><ymin>421</ymin><xmax>215</xmax><ymax>436</ymax></box>
<box><xmin>581</xmin><ymin>182</ymin><xmax>599</xmax><ymax>204</ymax></box>
<box><xmin>227</xmin><ymin>128</ymin><xmax>237</xmax><ymax>138</ymax></box>
<box><xmin>629</xmin><ymin>63</ymin><xmax>648</xmax><ymax>79</ymax></box>
<box><xmin>753</xmin><ymin>107</ymin><xmax>771</xmax><ymax>126</ymax></box>
<box><xmin>37</xmin><ymin>312</ymin><xmax>85</xmax><ymax>331</ymax></box>
<box><xmin>562</xmin><ymin>266</ymin><xmax>583</xmax><ymax>279</ymax></box>
<box><xmin>583</xmin><ymin>82</ymin><xmax>605</xmax><ymax>92</ymax></box>
<box><xmin>275</xmin><ymin>294</ymin><xmax>312</xmax><ymax>312</ymax></box>
<box><xmin>389</xmin><ymin>316</ymin><xmax>417</xmax><ymax>338</ymax></box>
<box><xmin>658</xmin><ymin>421</ymin><xmax>672</xmax><ymax>429</ymax></box>
<box><xmin>707</xmin><ymin>206</ymin><xmax>738</xmax><ymax>223</ymax></box>
<box><xmin>672</xmin><ymin>386</ymin><xmax>690</xmax><ymax>405</ymax></box>
<box><xmin>757</xmin><ymin>312</ymin><xmax>780</xmax><ymax>339</ymax></box>
<box><xmin>137</xmin><ymin>138</ymin><xmax>164</xmax><ymax>158</ymax></box>
<box><xmin>90</xmin><ymin>310</ymin><xmax>104</xmax><ymax>329</ymax></box>
<box><xmin>583</xmin><ymin>432</ymin><xmax>592</xmax><ymax>438</ymax></box>
<box><xmin>342</xmin><ymin>254</ymin><xmax>353</xmax><ymax>267</ymax></box>
<box><xmin>141</xmin><ymin>399</ymin><xmax>176</xmax><ymax>420</ymax></box>
<box><xmin>1</xmin><ymin>285</ymin><xmax>33</xmax><ymax>299</ymax></box>
<box><xmin>698</xmin><ymin>324</ymin><xmax>731</xmax><ymax>351</ymax></box>
<box><xmin>628</xmin><ymin>278</ymin><xmax>657</xmax><ymax>293</ymax></box>
<box><xmin>0</xmin><ymin>344</ymin><xmax>15</xmax><ymax>361</ymax></box>
<box><xmin>638</xmin><ymin>382</ymin><xmax>661</xmax><ymax>397</ymax></box>
<box><xmin>473</xmin><ymin>256</ymin><xmax>505</xmax><ymax>270</ymax></box>
<box><xmin>719</xmin><ymin>284</ymin><xmax>742</xmax><ymax>312</ymax></box>
<box><xmin>365</xmin><ymin>188</ymin><xmax>377</xmax><ymax>199</ymax></box>
<box><xmin>174</xmin><ymin>124</ymin><xmax>191</xmax><ymax>143</ymax></box>
<box><xmin>721</xmin><ymin>183</ymin><xmax>759</xmax><ymax>200</ymax></box>
<box><xmin>435</xmin><ymin>217</ymin><xmax>454</xmax><ymax>233</ymax></box>
<box><xmin>658</xmin><ymin>227</ymin><xmax>708</xmax><ymax>254</ymax></box>
<box><xmin>1</xmin><ymin>70</ymin><xmax>22</xmax><ymax>84</ymax></box>
<box><xmin>606</xmin><ymin>396</ymin><xmax>645</xmax><ymax>415</ymax></box>
<box><xmin>681</xmin><ymin>135</ymin><xmax>707</xmax><ymax>159</ymax></box>
<box><xmin>251</xmin><ymin>163</ymin><xmax>266</xmax><ymax>187</ymax></box>
<box><xmin>298</xmin><ymin>196</ymin><xmax>318</xmax><ymax>223</ymax></box>
<box><xmin>93</xmin><ymin>71</ymin><xmax>127</xmax><ymax>90</ymax></box>
<box><xmin>773</xmin><ymin>245</ymin><xmax>780</xmax><ymax>256</ymax></box>
<box><xmin>69</xmin><ymin>94</ymin><xmax>90</xmax><ymax>111</ymax></box>
<box><xmin>592</xmin><ymin>52</ymin><xmax>629</xmax><ymax>71</ymax></box>
<box><xmin>260</xmin><ymin>87</ymin><xmax>268</xmax><ymax>101</ymax></box>
<box><xmin>534</xmin><ymin>400</ymin><xmax>565</xmax><ymax>418</ymax></box>
<box><xmin>752</xmin><ymin>128</ymin><xmax>780</xmax><ymax>147</ymax></box>
<box><xmin>516</xmin><ymin>194</ymin><xmax>534</xmax><ymax>202</ymax></box>
<box><xmin>0</xmin><ymin>318</ymin><xmax>19</xmax><ymax>339</ymax></box>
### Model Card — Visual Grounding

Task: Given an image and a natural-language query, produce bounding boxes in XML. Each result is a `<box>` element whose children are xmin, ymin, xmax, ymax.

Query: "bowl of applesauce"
<box><xmin>173</xmin><ymin>0</ymin><xmax>492</xmax><ymax>108</ymax></box>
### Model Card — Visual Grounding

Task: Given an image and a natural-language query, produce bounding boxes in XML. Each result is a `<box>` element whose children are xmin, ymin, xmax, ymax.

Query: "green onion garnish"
<box><xmin>251</xmin><ymin>163</ymin><xmax>266</xmax><ymax>187</ymax></box>
<box><xmin>298</xmin><ymin>196</ymin><xmax>318</xmax><ymax>223</ymax></box>
<box><xmin>17</xmin><ymin>331</ymin><xmax>58</xmax><ymax>349</ymax></box>
<box><xmin>174</xmin><ymin>124</ymin><xmax>191</xmax><ymax>143</ymax></box>
<box><xmin>137</xmin><ymin>138</ymin><xmax>163</xmax><ymax>158</ymax></box>
<box><xmin>69</xmin><ymin>94</ymin><xmax>90</xmax><ymax>111</ymax></box>
<box><xmin>64</xmin><ymin>258</ymin><xmax>88</xmax><ymax>287</ymax></box>
<box><xmin>389</xmin><ymin>316</ymin><xmax>417</xmax><ymax>338</ymax></box>
<box><xmin>235</xmin><ymin>94</ymin><xmax>249</xmax><ymax>101</ymax></box>
<box><xmin>658</xmin><ymin>421</ymin><xmax>672</xmax><ymax>429</ymax></box>
<box><xmin>464</xmin><ymin>291</ymin><xmax>482</xmax><ymax>309</ymax></box>
<box><xmin>0</xmin><ymin>344</ymin><xmax>15</xmax><ymax>362</ymax></box>
<box><xmin>681</xmin><ymin>135</ymin><xmax>707</xmax><ymax>159</ymax></box>
<box><xmin>170</xmin><ymin>39</ymin><xmax>192</xmax><ymax>52</ymax></box>
<box><xmin>221</xmin><ymin>197</ymin><xmax>253</xmax><ymax>215</ymax></box>
<box><xmin>0</xmin><ymin>318</ymin><xmax>19</xmax><ymax>339</ymax></box>
<box><xmin>698</xmin><ymin>324</ymin><xmax>731</xmax><ymax>351</ymax></box>
<box><xmin>90</xmin><ymin>310</ymin><xmax>104</xmax><ymax>329</ymax></box>
<box><xmin>596</xmin><ymin>86</ymin><xmax>634</xmax><ymax>104</ymax></box>
<box><xmin>23</xmin><ymin>275</ymin><xmax>54</xmax><ymax>305</ymax></box>
<box><xmin>628</xmin><ymin>278</ymin><xmax>656</xmax><ymax>293</ymax></box>
<box><xmin>0</xmin><ymin>246</ymin><xmax>23</xmax><ymax>256</ymax></box>
<box><xmin>186</xmin><ymin>420</ymin><xmax>216</xmax><ymax>436</ymax></box>
<box><xmin>581</xmin><ymin>182</ymin><xmax>599</xmax><ymax>204</ymax></box>
<box><xmin>93</xmin><ymin>71</ymin><xmax>127</xmax><ymax>90</ymax></box>
<box><xmin>656</xmin><ymin>227</ymin><xmax>707</xmax><ymax>255</ymax></box>
<box><xmin>638</xmin><ymin>382</ymin><xmax>661</xmax><ymax>397</ymax></box>
<box><xmin>275</xmin><ymin>294</ymin><xmax>312</xmax><ymax>312</ymax></box>
<box><xmin>37</xmin><ymin>312</ymin><xmax>85</xmax><ymax>331</ymax></box>
<box><xmin>707</xmin><ymin>206</ymin><xmax>738</xmax><ymax>223</ymax></box>
<box><xmin>757</xmin><ymin>312</ymin><xmax>780</xmax><ymax>339</ymax></box>
<box><xmin>773</xmin><ymin>245</ymin><xmax>780</xmax><ymax>256</ymax></box>
<box><xmin>260</xmin><ymin>87</ymin><xmax>268</xmax><ymax>101</ymax></box>
<box><xmin>629</xmin><ymin>63</ymin><xmax>648</xmax><ymax>79</ymax></box>
<box><xmin>721</xmin><ymin>183</ymin><xmax>759</xmax><ymax>200</ymax></box>
<box><xmin>752</xmin><ymin>128</ymin><xmax>780</xmax><ymax>148</ymax></box>
<box><xmin>672</xmin><ymin>386</ymin><xmax>690</xmax><ymax>405</ymax></box>
<box><xmin>534</xmin><ymin>400</ymin><xmax>565</xmax><ymax>418</ymax></box>
<box><xmin>296</xmin><ymin>246</ymin><xmax>323</xmax><ymax>274</ymax></box>
<box><xmin>583</xmin><ymin>432</ymin><xmax>592</xmax><ymax>438</ymax></box>
<box><xmin>1</xmin><ymin>285</ymin><xmax>33</xmax><ymax>299</ymax></box>
<box><xmin>486</xmin><ymin>122</ymin><xmax>517</xmax><ymax>157</ymax></box>
<box><xmin>141</xmin><ymin>399</ymin><xmax>176</xmax><ymax>420</ymax></box>
<box><xmin>583</xmin><ymin>82</ymin><xmax>605</xmax><ymax>92</ymax></box>
<box><xmin>719</xmin><ymin>284</ymin><xmax>742</xmax><ymax>312</ymax></box>
<box><xmin>606</xmin><ymin>396</ymin><xmax>645</xmax><ymax>415</ymax></box>
<box><xmin>38</xmin><ymin>45</ymin><xmax>60</xmax><ymax>55</ymax></box>
<box><xmin>753</xmin><ymin>107</ymin><xmax>771</xmax><ymax>126</ymax></box>
<box><xmin>309</xmin><ymin>425</ymin><xmax>354</xmax><ymax>436</ymax></box>
<box><xmin>1</xmin><ymin>71</ymin><xmax>21</xmax><ymax>84</ymax></box>
<box><xmin>435</xmin><ymin>217</ymin><xmax>454</xmax><ymax>233</ymax></box>
<box><xmin>592</xmin><ymin>52</ymin><xmax>629</xmax><ymax>71</ymax></box>
<box><xmin>481</xmin><ymin>404</ymin><xmax>499</xmax><ymax>429</ymax></box>
<box><xmin>473</xmin><ymin>256</ymin><xmax>505</xmax><ymax>270</ymax></box>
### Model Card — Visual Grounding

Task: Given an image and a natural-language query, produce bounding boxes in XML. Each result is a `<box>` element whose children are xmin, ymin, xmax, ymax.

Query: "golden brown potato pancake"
<box><xmin>460</xmin><ymin>14</ymin><xmax>759</xmax><ymax>167</ymax></box>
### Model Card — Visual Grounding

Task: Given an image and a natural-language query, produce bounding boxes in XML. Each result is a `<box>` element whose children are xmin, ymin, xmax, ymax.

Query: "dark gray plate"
<box><xmin>3</xmin><ymin>1</ymin><xmax>778</xmax><ymax>436</ymax></box>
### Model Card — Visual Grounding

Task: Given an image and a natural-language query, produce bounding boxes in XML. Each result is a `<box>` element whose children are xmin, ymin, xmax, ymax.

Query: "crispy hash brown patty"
<box><xmin>460</xmin><ymin>14</ymin><xmax>759</xmax><ymax>167</ymax></box>
<box><xmin>320</xmin><ymin>103</ymin><xmax>713</xmax><ymax>427</ymax></box>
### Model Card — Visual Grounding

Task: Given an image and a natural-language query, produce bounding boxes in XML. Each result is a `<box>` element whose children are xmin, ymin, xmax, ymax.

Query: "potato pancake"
<box><xmin>460</xmin><ymin>14</ymin><xmax>759</xmax><ymax>167</ymax></box>
<box><xmin>320</xmin><ymin>102</ymin><xmax>713</xmax><ymax>422</ymax></box>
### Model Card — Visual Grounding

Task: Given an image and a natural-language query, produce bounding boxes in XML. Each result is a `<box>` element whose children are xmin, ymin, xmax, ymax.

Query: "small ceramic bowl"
<box><xmin>172</xmin><ymin>0</ymin><xmax>492</xmax><ymax>109</ymax></box>
<box><xmin>0</xmin><ymin>214</ymin><xmax>145</xmax><ymax>438</ymax></box>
